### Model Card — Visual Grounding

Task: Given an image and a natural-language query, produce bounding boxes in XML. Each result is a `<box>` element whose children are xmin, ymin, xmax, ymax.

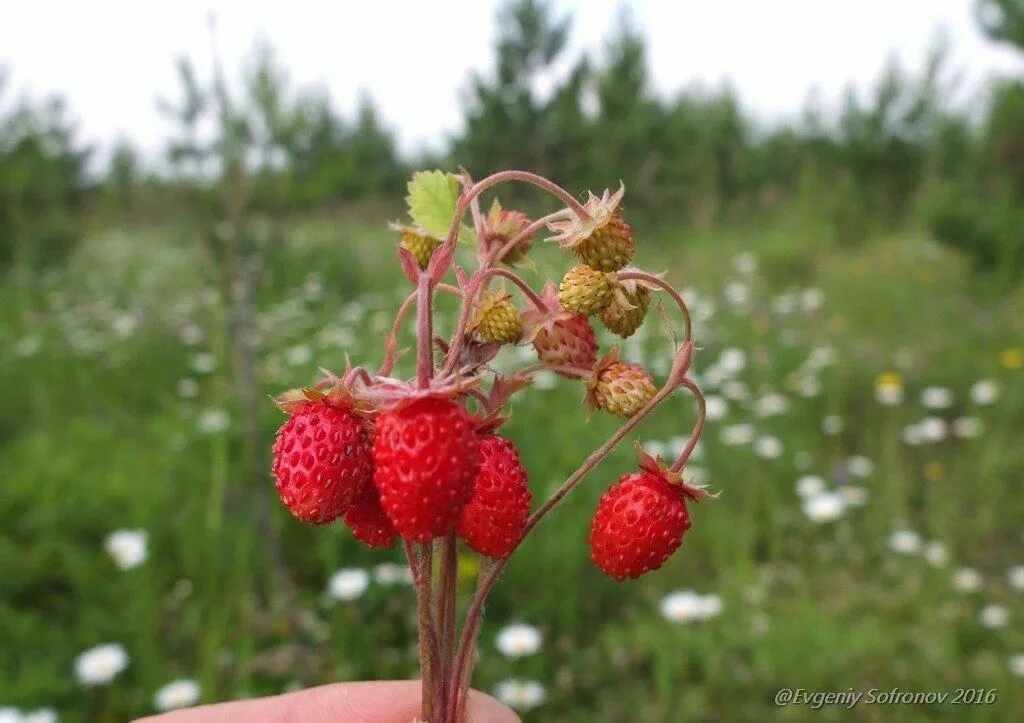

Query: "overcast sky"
<box><xmin>2</xmin><ymin>0</ymin><xmax>1021</xmax><ymax>163</ymax></box>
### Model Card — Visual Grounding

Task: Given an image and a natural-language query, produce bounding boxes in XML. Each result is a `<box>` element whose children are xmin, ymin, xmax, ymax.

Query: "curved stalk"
<box><xmin>671</xmin><ymin>380</ymin><xmax>706</xmax><ymax>473</ymax></box>
<box><xmin>442</xmin><ymin>267</ymin><xmax>547</xmax><ymax>374</ymax></box>
<box><xmin>488</xmin><ymin>209</ymin><xmax>571</xmax><ymax>266</ymax></box>
<box><xmin>434</xmin><ymin>171</ymin><xmax>591</xmax><ymax>288</ymax></box>
<box><xmin>617</xmin><ymin>269</ymin><xmax>693</xmax><ymax>343</ymax></box>
<box><xmin>447</xmin><ymin>347</ymin><xmax>693</xmax><ymax>717</ymax></box>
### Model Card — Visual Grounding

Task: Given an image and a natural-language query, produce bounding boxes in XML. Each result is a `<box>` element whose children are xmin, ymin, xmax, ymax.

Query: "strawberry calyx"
<box><xmin>546</xmin><ymin>183</ymin><xmax>626</xmax><ymax>250</ymax></box>
<box><xmin>634</xmin><ymin>442</ymin><xmax>715</xmax><ymax>501</ymax></box>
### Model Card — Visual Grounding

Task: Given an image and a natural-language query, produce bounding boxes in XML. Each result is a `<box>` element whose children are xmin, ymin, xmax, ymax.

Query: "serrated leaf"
<box><xmin>405</xmin><ymin>170</ymin><xmax>476</xmax><ymax>245</ymax></box>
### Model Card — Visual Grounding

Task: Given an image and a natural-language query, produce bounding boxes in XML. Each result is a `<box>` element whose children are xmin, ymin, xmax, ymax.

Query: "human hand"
<box><xmin>135</xmin><ymin>680</ymin><xmax>520</xmax><ymax>722</ymax></box>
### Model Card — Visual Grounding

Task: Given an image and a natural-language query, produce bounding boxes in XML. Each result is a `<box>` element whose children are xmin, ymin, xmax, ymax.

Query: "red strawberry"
<box><xmin>373</xmin><ymin>396</ymin><xmax>480</xmax><ymax>542</ymax></box>
<box><xmin>522</xmin><ymin>282</ymin><xmax>599</xmax><ymax>375</ymax></box>
<box><xmin>588</xmin><ymin>451</ymin><xmax>711</xmax><ymax>580</ymax></box>
<box><xmin>343</xmin><ymin>481</ymin><xmax>397</xmax><ymax>549</ymax></box>
<box><xmin>457</xmin><ymin>435</ymin><xmax>531</xmax><ymax>558</ymax></box>
<box><xmin>271</xmin><ymin>401</ymin><xmax>373</xmax><ymax>525</ymax></box>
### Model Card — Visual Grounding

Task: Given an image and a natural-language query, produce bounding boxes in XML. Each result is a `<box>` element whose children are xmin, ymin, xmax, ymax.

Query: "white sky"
<box><xmin>1</xmin><ymin>0</ymin><xmax>1021</xmax><ymax>164</ymax></box>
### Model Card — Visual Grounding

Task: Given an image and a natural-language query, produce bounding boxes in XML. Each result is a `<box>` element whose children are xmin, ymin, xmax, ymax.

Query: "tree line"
<box><xmin>1</xmin><ymin>0</ymin><xmax>1022</xmax><ymax>277</ymax></box>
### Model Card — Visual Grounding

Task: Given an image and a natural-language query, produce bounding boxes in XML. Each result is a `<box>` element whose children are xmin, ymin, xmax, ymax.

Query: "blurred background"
<box><xmin>1</xmin><ymin>0</ymin><xmax>1023</xmax><ymax>720</ymax></box>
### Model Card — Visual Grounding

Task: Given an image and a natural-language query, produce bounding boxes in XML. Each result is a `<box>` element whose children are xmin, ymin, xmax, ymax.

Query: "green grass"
<box><xmin>1</xmin><ymin>208</ymin><xmax>1023</xmax><ymax>721</ymax></box>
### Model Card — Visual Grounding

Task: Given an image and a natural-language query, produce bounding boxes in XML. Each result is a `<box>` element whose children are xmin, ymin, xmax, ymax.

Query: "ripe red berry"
<box><xmin>342</xmin><ymin>481</ymin><xmax>397</xmax><ymax>549</ymax></box>
<box><xmin>457</xmin><ymin>435</ymin><xmax>531</xmax><ymax>558</ymax></box>
<box><xmin>272</xmin><ymin>404</ymin><xmax>373</xmax><ymax>525</ymax></box>
<box><xmin>373</xmin><ymin>396</ymin><xmax>480</xmax><ymax>542</ymax></box>
<box><xmin>588</xmin><ymin>470</ymin><xmax>695</xmax><ymax>580</ymax></box>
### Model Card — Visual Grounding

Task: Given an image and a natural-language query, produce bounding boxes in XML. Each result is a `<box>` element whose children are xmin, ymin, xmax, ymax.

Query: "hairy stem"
<box><xmin>488</xmin><ymin>209</ymin><xmax>571</xmax><ymax>266</ymax></box>
<box><xmin>416</xmin><ymin>273</ymin><xmax>434</xmax><ymax>388</ymax></box>
<box><xmin>449</xmin><ymin>557</ymin><xmax>494</xmax><ymax>722</ymax></box>
<box><xmin>405</xmin><ymin>542</ymin><xmax>438</xmax><ymax>720</ymax></box>
<box><xmin>449</xmin><ymin>352</ymin><xmax>691</xmax><ymax>704</ymax></box>
<box><xmin>617</xmin><ymin>270</ymin><xmax>693</xmax><ymax>343</ymax></box>
<box><xmin>517</xmin><ymin>362</ymin><xmax>593</xmax><ymax>379</ymax></box>
<box><xmin>442</xmin><ymin>267</ymin><xmax>546</xmax><ymax>374</ymax></box>
<box><xmin>437</xmin><ymin>532</ymin><xmax>459</xmax><ymax>716</ymax></box>
<box><xmin>671</xmin><ymin>379</ymin><xmax>707</xmax><ymax>473</ymax></box>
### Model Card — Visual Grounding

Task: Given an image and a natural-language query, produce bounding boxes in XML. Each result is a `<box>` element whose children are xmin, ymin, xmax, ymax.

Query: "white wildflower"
<box><xmin>179</xmin><ymin>325</ymin><xmax>204</xmax><ymax>346</ymax></box>
<box><xmin>795</xmin><ymin>475</ymin><xmax>825</xmax><ymax>498</ymax></box>
<box><xmin>327</xmin><ymin>568</ymin><xmax>369</xmax><ymax>601</ymax></box>
<box><xmin>196</xmin><ymin>408</ymin><xmax>230</xmax><ymax>434</ymax></box>
<box><xmin>190</xmin><ymin>353</ymin><xmax>216</xmax><ymax>374</ymax></box>
<box><xmin>979</xmin><ymin>605</ymin><xmax>1009</xmax><ymax>629</ymax></box>
<box><xmin>494</xmin><ymin>680</ymin><xmax>546</xmax><ymax>711</ymax></box>
<box><xmin>846</xmin><ymin>455</ymin><xmax>873</xmax><ymax>478</ymax></box>
<box><xmin>284</xmin><ymin>344</ymin><xmax>313</xmax><ymax>367</ymax></box>
<box><xmin>888</xmin><ymin>530</ymin><xmax>922</xmax><ymax>555</ymax></box>
<box><xmin>660</xmin><ymin>591</ymin><xmax>723</xmax><ymax>622</ymax></box>
<box><xmin>917</xmin><ymin>417</ymin><xmax>948</xmax><ymax>443</ymax></box>
<box><xmin>953</xmin><ymin>417</ymin><xmax>982</xmax><ymax>439</ymax></box>
<box><xmin>718</xmin><ymin>348</ymin><xmax>746</xmax><ymax>376</ymax></box>
<box><xmin>177</xmin><ymin>378</ymin><xmax>199</xmax><ymax>399</ymax></box>
<box><xmin>923</xmin><ymin>541</ymin><xmax>948</xmax><ymax>567</ymax></box>
<box><xmin>803</xmin><ymin>492</ymin><xmax>845</xmax><ymax>523</ymax></box>
<box><xmin>840</xmin><ymin>485</ymin><xmax>869</xmax><ymax>507</ymax></box>
<box><xmin>754</xmin><ymin>393</ymin><xmax>789</xmax><ymax>418</ymax></box>
<box><xmin>754</xmin><ymin>436</ymin><xmax>784</xmax><ymax>459</ymax></box>
<box><xmin>920</xmin><ymin>386</ymin><xmax>954</xmax><ymax>410</ymax></box>
<box><xmin>720</xmin><ymin>424</ymin><xmax>754</xmax><ymax>446</ymax></box>
<box><xmin>154</xmin><ymin>679</ymin><xmax>201</xmax><ymax>711</ymax></box>
<box><xmin>1007</xmin><ymin>565</ymin><xmax>1024</xmax><ymax>591</ymax></box>
<box><xmin>704</xmin><ymin>395</ymin><xmax>728</xmax><ymax>421</ymax></box>
<box><xmin>495</xmin><ymin>623</ymin><xmax>542</xmax><ymax>658</ymax></box>
<box><xmin>800</xmin><ymin>288</ymin><xmax>824</xmax><ymax>313</ymax></box>
<box><xmin>953</xmin><ymin>567</ymin><xmax>982</xmax><ymax>592</ymax></box>
<box><xmin>721</xmin><ymin>380</ymin><xmax>750</xmax><ymax>401</ymax></box>
<box><xmin>821</xmin><ymin>415</ymin><xmax>844</xmax><ymax>435</ymax></box>
<box><xmin>970</xmin><ymin>379</ymin><xmax>1000</xmax><ymax>405</ymax></box>
<box><xmin>105</xmin><ymin>529</ymin><xmax>148</xmax><ymax>570</ymax></box>
<box><xmin>373</xmin><ymin>562</ymin><xmax>413</xmax><ymax>586</ymax></box>
<box><xmin>724</xmin><ymin>281</ymin><xmax>749</xmax><ymax>307</ymax></box>
<box><xmin>732</xmin><ymin>252</ymin><xmax>758</xmax><ymax>275</ymax></box>
<box><xmin>74</xmin><ymin>643</ymin><xmax>129</xmax><ymax>686</ymax></box>
<box><xmin>22</xmin><ymin>711</ymin><xmax>57</xmax><ymax>723</ymax></box>
<box><xmin>1010</xmin><ymin>655</ymin><xmax>1024</xmax><ymax>678</ymax></box>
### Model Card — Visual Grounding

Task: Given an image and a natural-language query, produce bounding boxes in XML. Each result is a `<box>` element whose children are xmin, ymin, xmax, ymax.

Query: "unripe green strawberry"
<box><xmin>390</xmin><ymin>222</ymin><xmax>441</xmax><ymax>270</ymax></box>
<box><xmin>600</xmin><ymin>285</ymin><xmax>650</xmax><ymax>338</ymax></box>
<box><xmin>547</xmin><ymin>185</ymin><xmax>634</xmax><ymax>271</ymax></box>
<box><xmin>470</xmin><ymin>291</ymin><xmax>523</xmax><ymax>344</ymax></box>
<box><xmin>559</xmin><ymin>265</ymin><xmax>614</xmax><ymax>316</ymax></box>
<box><xmin>585</xmin><ymin>348</ymin><xmax>656</xmax><ymax>417</ymax></box>
<box><xmin>573</xmin><ymin>212</ymin><xmax>634</xmax><ymax>271</ymax></box>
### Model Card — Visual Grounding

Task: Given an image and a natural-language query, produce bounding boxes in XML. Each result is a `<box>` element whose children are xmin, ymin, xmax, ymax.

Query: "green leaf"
<box><xmin>405</xmin><ymin>170</ymin><xmax>476</xmax><ymax>245</ymax></box>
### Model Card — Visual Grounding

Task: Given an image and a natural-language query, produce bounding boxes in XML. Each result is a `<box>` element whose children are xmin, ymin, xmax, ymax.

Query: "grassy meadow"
<box><xmin>2</xmin><ymin>205</ymin><xmax>1023</xmax><ymax>722</ymax></box>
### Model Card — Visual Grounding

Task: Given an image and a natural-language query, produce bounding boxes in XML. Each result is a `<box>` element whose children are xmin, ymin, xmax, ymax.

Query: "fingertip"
<box><xmin>465</xmin><ymin>689</ymin><xmax>522</xmax><ymax>723</ymax></box>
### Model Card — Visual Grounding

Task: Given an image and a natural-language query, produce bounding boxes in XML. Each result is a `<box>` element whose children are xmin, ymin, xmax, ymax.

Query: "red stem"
<box><xmin>488</xmin><ymin>209</ymin><xmax>571</xmax><ymax>266</ymax></box>
<box><xmin>442</xmin><ymin>267</ymin><xmax>546</xmax><ymax>375</ymax></box>
<box><xmin>617</xmin><ymin>270</ymin><xmax>693</xmax><ymax>343</ymax></box>
<box><xmin>416</xmin><ymin>273</ymin><xmax>434</xmax><ymax>388</ymax></box>
<box><xmin>671</xmin><ymin>379</ymin><xmax>706</xmax><ymax>473</ymax></box>
<box><xmin>448</xmin><ymin>353</ymin><xmax>692</xmax><ymax>711</ymax></box>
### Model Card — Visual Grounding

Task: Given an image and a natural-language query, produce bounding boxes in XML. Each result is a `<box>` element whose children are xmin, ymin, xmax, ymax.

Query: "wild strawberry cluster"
<box><xmin>268</xmin><ymin>170</ymin><xmax>711</xmax><ymax>721</ymax></box>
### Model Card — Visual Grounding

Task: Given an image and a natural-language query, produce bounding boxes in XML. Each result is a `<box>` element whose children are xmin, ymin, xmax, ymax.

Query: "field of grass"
<box><xmin>1</xmin><ymin>207</ymin><xmax>1023</xmax><ymax>722</ymax></box>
